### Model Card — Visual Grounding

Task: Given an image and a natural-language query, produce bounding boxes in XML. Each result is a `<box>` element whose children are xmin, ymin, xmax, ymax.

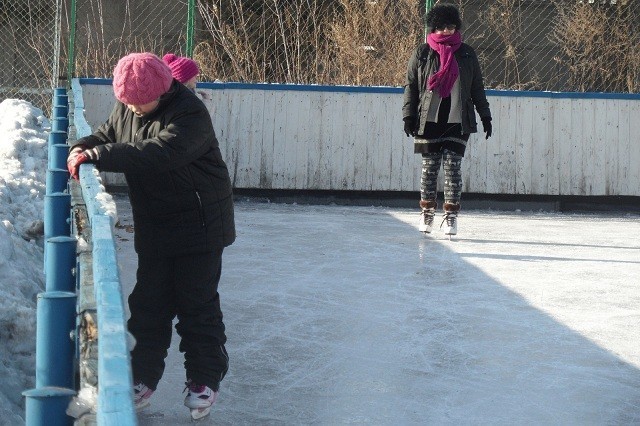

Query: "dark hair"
<box><xmin>426</xmin><ymin>4</ymin><xmax>462</xmax><ymax>33</ymax></box>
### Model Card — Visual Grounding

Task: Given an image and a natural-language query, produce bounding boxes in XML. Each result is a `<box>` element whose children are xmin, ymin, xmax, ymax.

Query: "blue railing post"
<box><xmin>52</xmin><ymin>117</ymin><xmax>69</xmax><ymax>133</ymax></box>
<box><xmin>46</xmin><ymin>169</ymin><xmax>69</xmax><ymax>195</ymax></box>
<box><xmin>48</xmin><ymin>130</ymin><xmax>67</xmax><ymax>148</ymax></box>
<box><xmin>45</xmin><ymin>237</ymin><xmax>77</xmax><ymax>292</ymax></box>
<box><xmin>53</xmin><ymin>88</ymin><xmax>68</xmax><ymax>111</ymax></box>
<box><xmin>53</xmin><ymin>104</ymin><xmax>69</xmax><ymax>119</ymax></box>
<box><xmin>44</xmin><ymin>192</ymin><xmax>71</xmax><ymax>268</ymax></box>
<box><xmin>22</xmin><ymin>387</ymin><xmax>76</xmax><ymax>426</ymax></box>
<box><xmin>35</xmin><ymin>291</ymin><xmax>77</xmax><ymax>389</ymax></box>
<box><xmin>49</xmin><ymin>144</ymin><xmax>70</xmax><ymax>170</ymax></box>
<box><xmin>44</xmin><ymin>193</ymin><xmax>71</xmax><ymax>240</ymax></box>
<box><xmin>24</xmin><ymin>86</ymin><xmax>79</xmax><ymax>426</ymax></box>
<box><xmin>53</xmin><ymin>93</ymin><xmax>69</xmax><ymax>106</ymax></box>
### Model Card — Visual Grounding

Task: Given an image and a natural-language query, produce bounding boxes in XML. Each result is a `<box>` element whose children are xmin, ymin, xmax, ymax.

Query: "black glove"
<box><xmin>403</xmin><ymin>117</ymin><xmax>416</xmax><ymax>137</ymax></box>
<box><xmin>481</xmin><ymin>117</ymin><xmax>492</xmax><ymax>140</ymax></box>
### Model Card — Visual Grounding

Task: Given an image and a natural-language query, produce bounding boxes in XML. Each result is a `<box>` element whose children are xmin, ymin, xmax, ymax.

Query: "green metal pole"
<box><xmin>186</xmin><ymin>0</ymin><xmax>195</xmax><ymax>57</ymax></box>
<box><xmin>425</xmin><ymin>0</ymin><xmax>435</xmax><ymax>39</ymax></box>
<box><xmin>67</xmin><ymin>0</ymin><xmax>76</xmax><ymax>80</ymax></box>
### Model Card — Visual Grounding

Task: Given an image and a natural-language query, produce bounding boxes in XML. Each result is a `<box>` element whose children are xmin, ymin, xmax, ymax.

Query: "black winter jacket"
<box><xmin>74</xmin><ymin>81</ymin><xmax>235</xmax><ymax>257</ymax></box>
<box><xmin>403</xmin><ymin>43</ymin><xmax>491</xmax><ymax>135</ymax></box>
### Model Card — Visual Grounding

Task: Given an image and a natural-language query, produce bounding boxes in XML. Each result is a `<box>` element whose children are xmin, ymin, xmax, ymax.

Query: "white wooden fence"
<box><xmin>79</xmin><ymin>80</ymin><xmax>640</xmax><ymax>197</ymax></box>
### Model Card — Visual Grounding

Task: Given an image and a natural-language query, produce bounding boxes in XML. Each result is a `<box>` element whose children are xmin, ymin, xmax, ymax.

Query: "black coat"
<box><xmin>74</xmin><ymin>81</ymin><xmax>235</xmax><ymax>257</ymax></box>
<box><xmin>403</xmin><ymin>43</ymin><xmax>491</xmax><ymax>135</ymax></box>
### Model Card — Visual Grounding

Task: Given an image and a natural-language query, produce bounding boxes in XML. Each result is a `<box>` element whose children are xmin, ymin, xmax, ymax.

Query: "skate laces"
<box><xmin>421</xmin><ymin>208</ymin><xmax>435</xmax><ymax>223</ymax></box>
<box><xmin>440</xmin><ymin>211</ymin><xmax>457</xmax><ymax>228</ymax></box>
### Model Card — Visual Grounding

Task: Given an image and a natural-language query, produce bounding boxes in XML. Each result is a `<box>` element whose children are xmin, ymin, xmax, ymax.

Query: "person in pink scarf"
<box><xmin>402</xmin><ymin>4</ymin><xmax>492</xmax><ymax>238</ymax></box>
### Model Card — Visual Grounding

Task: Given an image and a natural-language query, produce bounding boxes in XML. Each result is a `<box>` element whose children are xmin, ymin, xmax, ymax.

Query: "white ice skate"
<box><xmin>184</xmin><ymin>381</ymin><xmax>218</xmax><ymax>421</ymax></box>
<box><xmin>418</xmin><ymin>208</ymin><xmax>436</xmax><ymax>233</ymax></box>
<box><xmin>442</xmin><ymin>211</ymin><xmax>458</xmax><ymax>239</ymax></box>
<box><xmin>418</xmin><ymin>200</ymin><xmax>437</xmax><ymax>234</ymax></box>
<box><xmin>441</xmin><ymin>202</ymin><xmax>460</xmax><ymax>240</ymax></box>
<box><xmin>133</xmin><ymin>382</ymin><xmax>154</xmax><ymax>410</ymax></box>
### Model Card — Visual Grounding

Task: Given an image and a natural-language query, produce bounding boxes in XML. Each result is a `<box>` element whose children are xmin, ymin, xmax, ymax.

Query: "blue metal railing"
<box><xmin>23</xmin><ymin>87</ymin><xmax>78</xmax><ymax>426</ymax></box>
<box><xmin>72</xmin><ymin>78</ymin><xmax>136</xmax><ymax>425</ymax></box>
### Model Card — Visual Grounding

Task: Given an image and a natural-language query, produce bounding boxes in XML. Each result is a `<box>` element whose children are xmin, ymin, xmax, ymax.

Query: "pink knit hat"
<box><xmin>112</xmin><ymin>53</ymin><xmax>173</xmax><ymax>105</ymax></box>
<box><xmin>162</xmin><ymin>53</ymin><xmax>199</xmax><ymax>84</ymax></box>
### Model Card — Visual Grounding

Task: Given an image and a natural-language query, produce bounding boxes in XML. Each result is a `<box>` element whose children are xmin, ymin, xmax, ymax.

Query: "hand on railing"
<box><xmin>67</xmin><ymin>146</ymin><xmax>98</xmax><ymax>180</ymax></box>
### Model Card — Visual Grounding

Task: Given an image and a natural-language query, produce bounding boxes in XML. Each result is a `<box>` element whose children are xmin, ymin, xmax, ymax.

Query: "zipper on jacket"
<box><xmin>195</xmin><ymin>191</ymin><xmax>205</xmax><ymax>227</ymax></box>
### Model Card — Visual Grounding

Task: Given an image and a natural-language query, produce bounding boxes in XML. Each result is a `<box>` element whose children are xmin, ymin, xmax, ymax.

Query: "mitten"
<box><xmin>403</xmin><ymin>117</ymin><xmax>416</xmax><ymax>137</ymax></box>
<box><xmin>481</xmin><ymin>117</ymin><xmax>492</xmax><ymax>140</ymax></box>
<box><xmin>67</xmin><ymin>145</ymin><xmax>86</xmax><ymax>176</ymax></box>
<box><xmin>67</xmin><ymin>152</ymin><xmax>88</xmax><ymax>180</ymax></box>
<box><xmin>67</xmin><ymin>148</ymin><xmax>99</xmax><ymax>180</ymax></box>
<box><xmin>67</xmin><ymin>145</ymin><xmax>85</xmax><ymax>161</ymax></box>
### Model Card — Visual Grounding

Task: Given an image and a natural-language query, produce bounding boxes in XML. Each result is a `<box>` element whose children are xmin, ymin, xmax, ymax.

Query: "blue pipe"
<box><xmin>45</xmin><ymin>237</ymin><xmax>77</xmax><ymax>292</ymax></box>
<box><xmin>44</xmin><ymin>193</ymin><xmax>71</xmax><ymax>269</ymax></box>
<box><xmin>53</xmin><ymin>87</ymin><xmax>67</xmax><ymax>97</ymax></box>
<box><xmin>24</xmin><ymin>87</ymin><xmax>77</xmax><ymax>426</ymax></box>
<box><xmin>22</xmin><ymin>387</ymin><xmax>76</xmax><ymax>426</ymax></box>
<box><xmin>48</xmin><ymin>131</ymin><xmax>67</xmax><ymax>148</ymax></box>
<box><xmin>53</xmin><ymin>105</ymin><xmax>69</xmax><ymax>119</ymax></box>
<box><xmin>35</xmin><ymin>292</ymin><xmax>77</xmax><ymax>389</ymax></box>
<box><xmin>52</xmin><ymin>117</ymin><xmax>69</xmax><ymax>133</ymax></box>
<box><xmin>46</xmin><ymin>169</ymin><xmax>69</xmax><ymax>195</ymax></box>
<box><xmin>49</xmin><ymin>144</ymin><xmax>70</xmax><ymax>170</ymax></box>
<box><xmin>53</xmin><ymin>94</ymin><xmax>68</xmax><ymax>107</ymax></box>
<box><xmin>44</xmin><ymin>193</ymin><xmax>71</xmax><ymax>240</ymax></box>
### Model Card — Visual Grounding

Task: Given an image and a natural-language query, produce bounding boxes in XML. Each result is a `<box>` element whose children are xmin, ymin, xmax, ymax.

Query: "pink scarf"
<box><xmin>426</xmin><ymin>32</ymin><xmax>462</xmax><ymax>98</ymax></box>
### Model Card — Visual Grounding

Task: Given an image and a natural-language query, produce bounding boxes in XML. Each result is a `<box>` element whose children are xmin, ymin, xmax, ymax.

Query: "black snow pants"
<box><xmin>128</xmin><ymin>250</ymin><xmax>229</xmax><ymax>391</ymax></box>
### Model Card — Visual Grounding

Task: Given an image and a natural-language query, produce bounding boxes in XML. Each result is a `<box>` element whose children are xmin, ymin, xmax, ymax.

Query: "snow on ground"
<box><xmin>0</xmin><ymin>99</ymin><xmax>50</xmax><ymax>424</ymax></box>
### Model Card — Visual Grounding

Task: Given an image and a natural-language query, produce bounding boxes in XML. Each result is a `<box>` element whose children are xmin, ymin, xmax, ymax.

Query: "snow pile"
<box><xmin>0</xmin><ymin>99</ymin><xmax>50</xmax><ymax>423</ymax></box>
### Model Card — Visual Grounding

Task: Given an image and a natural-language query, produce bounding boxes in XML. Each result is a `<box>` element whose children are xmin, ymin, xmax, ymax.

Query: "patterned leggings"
<box><xmin>420</xmin><ymin>150</ymin><xmax>463</xmax><ymax>204</ymax></box>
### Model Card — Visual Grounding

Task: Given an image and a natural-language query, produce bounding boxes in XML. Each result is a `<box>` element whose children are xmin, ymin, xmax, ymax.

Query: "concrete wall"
<box><xmin>79</xmin><ymin>79</ymin><xmax>640</xmax><ymax>197</ymax></box>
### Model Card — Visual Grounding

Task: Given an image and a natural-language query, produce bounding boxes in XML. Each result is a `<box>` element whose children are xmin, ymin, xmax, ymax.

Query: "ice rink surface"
<box><xmin>112</xmin><ymin>195</ymin><xmax>640</xmax><ymax>425</ymax></box>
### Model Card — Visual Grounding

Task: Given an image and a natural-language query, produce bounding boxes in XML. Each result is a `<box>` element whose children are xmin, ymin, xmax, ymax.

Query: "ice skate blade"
<box><xmin>190</xmin><ymin>407</ymin><xmax>211</xmax><ymax>421</ymax></box>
